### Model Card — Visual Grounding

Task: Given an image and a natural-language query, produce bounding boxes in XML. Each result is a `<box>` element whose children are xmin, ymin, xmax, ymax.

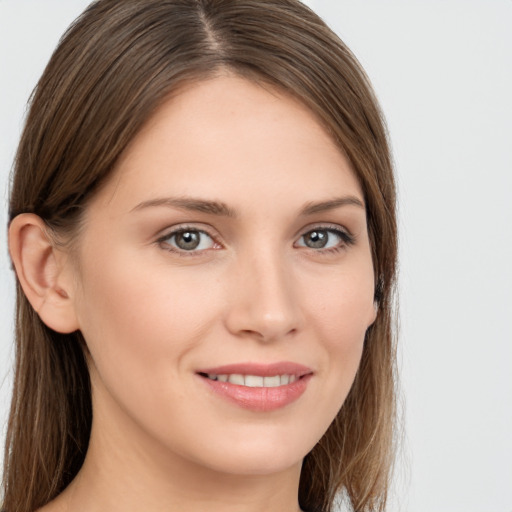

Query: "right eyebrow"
<box><xmin>130</xmin><ymin>196</ymin><xmax>237</xmax><ymax>218</ymax></box>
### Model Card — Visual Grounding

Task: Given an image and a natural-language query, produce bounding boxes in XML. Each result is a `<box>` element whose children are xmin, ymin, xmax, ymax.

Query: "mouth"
<box><xmin>198</xmin><ymin>372</ymin><xmax>301</xmax><ymax>387</ymax></box>
<box><xmin>196</xmin><ymin>362</ymin><xmax>313</xmax><ymax>412</ymax></box>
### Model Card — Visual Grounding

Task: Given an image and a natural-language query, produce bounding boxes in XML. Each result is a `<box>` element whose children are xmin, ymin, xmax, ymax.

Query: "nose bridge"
<box><xmin>225</xmin><ymin>244</ymin><xmax>300</xmax><ymax>341</ymax></box>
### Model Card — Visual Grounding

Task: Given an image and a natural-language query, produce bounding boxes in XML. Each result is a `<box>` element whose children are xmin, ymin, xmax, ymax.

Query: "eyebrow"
<box><xmin>130</xmin><ymin>197</ymin><xmax>237</xmax><ymax>217</ymax></box>
<box><xmin>299</xmin><ymin>196</ymin><xmax>365</xmax><ymax>215</ymax></box>
<box><xmin>130</xmin><ymin>195</ymin><xmax>365</xmax><ymax>217</ymax></box>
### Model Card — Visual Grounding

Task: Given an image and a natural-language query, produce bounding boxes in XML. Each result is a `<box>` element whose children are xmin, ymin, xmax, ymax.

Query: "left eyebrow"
<box><xmin>299</xmin><ymin>196</ymin><xmax>365</xmax><ymax>216</ymax></box>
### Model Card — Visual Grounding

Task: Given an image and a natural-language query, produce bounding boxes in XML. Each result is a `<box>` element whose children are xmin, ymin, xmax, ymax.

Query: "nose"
<box><xmin>224</xmin><ymin>248</ymin><xmax>302</xmax><ymax>343</ymax></box>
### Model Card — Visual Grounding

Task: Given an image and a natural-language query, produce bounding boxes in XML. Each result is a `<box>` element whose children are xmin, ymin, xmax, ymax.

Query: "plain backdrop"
<box><xmin>1</xmin><ymin>1</ymin><xmax>511</xmax><ymax>511</ymax></box>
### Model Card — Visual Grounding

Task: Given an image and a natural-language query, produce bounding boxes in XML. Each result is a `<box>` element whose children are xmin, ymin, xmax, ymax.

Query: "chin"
<box><xmin>183</xmin><ymin>423</ymin><xmax>319</xmax><ymax>477</ymax></box>
<box><xmin>201</xmin><ymin>449</ymin><xmax>303</xmax><ymax>477</ymax></box>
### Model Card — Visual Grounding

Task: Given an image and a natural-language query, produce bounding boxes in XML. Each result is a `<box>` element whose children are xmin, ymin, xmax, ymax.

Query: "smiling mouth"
<box><xmin>197</xmin><ymin>371</ymin><xmax>312</xmax><ymax>412</ymax></box>
<box><xmin>196</xmin><ymin>362</ymin><xmax>313</xmax><ymax>411</ymax></box>
<box><xmin>198</xmin><ymin>373</ymin><xmax>300</xmax><ymax>387</ymax></box>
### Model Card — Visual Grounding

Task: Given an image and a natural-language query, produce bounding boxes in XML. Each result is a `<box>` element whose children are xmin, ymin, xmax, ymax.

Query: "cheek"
<box><xmin>305</xmin><ymin>263</ymin><xmax>375</xmax><ymax>344</ymax></box>
<box><xmin>302</xmin><ymin>263</ymin><xmax>375</xmax><ymax>393</ymax></box>
<box><xmin>74</xmin><ymin>251</ymin><xmax>223</xmax><ymax>385</ymax></box>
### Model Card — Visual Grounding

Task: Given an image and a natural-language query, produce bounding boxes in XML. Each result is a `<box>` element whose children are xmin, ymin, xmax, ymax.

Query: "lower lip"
<box><xmin>199</xmin><ymin>374</ymin><xmax>312</xmax><ymax>412</ymax></box>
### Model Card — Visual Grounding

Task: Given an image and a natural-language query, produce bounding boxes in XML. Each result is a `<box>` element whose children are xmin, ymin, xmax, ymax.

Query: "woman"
<box><xmin>4</xmin><ymin>1</ymin><xmax>398</xmax><ymax>511</ymax></box>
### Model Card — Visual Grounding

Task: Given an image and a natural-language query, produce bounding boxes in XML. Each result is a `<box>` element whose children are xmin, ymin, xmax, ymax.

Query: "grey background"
<box><xmin>1</xmin><ymin>1</ymin><xmax>511</xmax><ymax>511</ymax></box>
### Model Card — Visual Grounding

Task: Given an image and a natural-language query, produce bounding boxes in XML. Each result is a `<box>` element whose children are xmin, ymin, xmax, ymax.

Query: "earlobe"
<box><xmin>366</xmin><ymin>300</ymin><xmax>378</xmax><ymax>329</ymax></box>
<box><xmin>8</xmin><ymin>213</ymin><xmax>80</xmax><ymax>334</ymax></box>
<box><xmin>369</xmin><ymin>275</ymin><xmax>383</xmax><ymax>326</ymax></box>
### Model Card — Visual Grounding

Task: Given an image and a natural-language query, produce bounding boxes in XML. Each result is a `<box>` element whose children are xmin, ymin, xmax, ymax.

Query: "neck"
<box><xmin>42</xmin><ymin>391</ymin><xmax>304</xmax><ymax>512</ymax></box>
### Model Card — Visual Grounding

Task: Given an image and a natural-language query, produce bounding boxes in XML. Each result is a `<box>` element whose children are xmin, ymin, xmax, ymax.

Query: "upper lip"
<box><xmin>196</xmin><ymin>361</ymin><xmax>313</xmax><ymax>377</ymax></box>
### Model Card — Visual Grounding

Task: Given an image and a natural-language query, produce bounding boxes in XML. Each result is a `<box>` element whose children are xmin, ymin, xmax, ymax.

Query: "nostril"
<box><xmin>223</xmin><ymin>273</ymin><xmax>302</xmax><ymax>341</ymax></box>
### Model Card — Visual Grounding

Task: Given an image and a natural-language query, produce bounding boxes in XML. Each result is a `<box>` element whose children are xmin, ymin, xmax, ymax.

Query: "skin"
<box><xmin>27</xmin><ymin>75</ymin><xmax>376</xmax><ymax>512</ymax></box>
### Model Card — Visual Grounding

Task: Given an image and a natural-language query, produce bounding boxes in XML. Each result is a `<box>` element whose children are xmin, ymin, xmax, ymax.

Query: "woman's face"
<box><xmin>70</xmin><ymin>75</ymin><xmax>376</xmax><ymax>477</ymax></box>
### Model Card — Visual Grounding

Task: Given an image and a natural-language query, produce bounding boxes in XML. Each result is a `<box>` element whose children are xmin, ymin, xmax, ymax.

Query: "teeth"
<box><xmin>245</xmin><ymin>375</ymin><xmax>264</xmax><ymax>387</ymax></box>
<box><xmin>263</xmin><ymin>375</ymin><xmax>281</xmax><ymax>387</ymax></box>
<box><xmin>228</xmin><ymin>374</ymin><xmax>245</xmax><ymax>385</ymax></box>
<box><xmin>205</xmin><ymin>373</ymin><xmax>299</xmax><ymax>387</ymax></box>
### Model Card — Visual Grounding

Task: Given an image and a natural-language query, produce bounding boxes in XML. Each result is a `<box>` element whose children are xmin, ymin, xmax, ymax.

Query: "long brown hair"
<box><xmin>4</xmin><ymin>1</ymin><xmax>398</xmax><ymax>511</ymax></box>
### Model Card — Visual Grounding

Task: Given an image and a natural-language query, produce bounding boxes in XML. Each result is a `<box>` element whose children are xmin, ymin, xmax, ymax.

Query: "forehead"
<box><xmin>91</xmin><ymin>75</ymin><xmax>363</xmax><ymax>214</ymax></box>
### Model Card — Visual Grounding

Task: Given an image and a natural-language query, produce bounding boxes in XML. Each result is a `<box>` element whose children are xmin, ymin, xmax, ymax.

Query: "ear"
<box><xmin>373</xmin><ymin>275</ymin><xmax>384</xmax><ymax>307</ymax></box>
<box><xmin>366</xmin><ymin>299</ymin><xmax>378</xmax><ymax>329</ymax></box>
<box><xmin>8</xmin><ymin>213</ymin><xmax>79</xmax><ymax>334</ymax></box>
<box><xmin>366</xmin><ymin>277</ymin><xmax>382</xmax><ymax>329</ymax></box>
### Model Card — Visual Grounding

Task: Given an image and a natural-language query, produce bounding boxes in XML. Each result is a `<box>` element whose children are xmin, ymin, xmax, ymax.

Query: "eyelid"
<box><xmin>156</xmin><ymin>223</ymin><xmax>223</xmax><ymax>255</ymax></box>
<box><xmin>294</xmin><ymin>223</ymin><xmax>356</xmax><ymax>250</ymax></box>
<box><xmin>155</xmin><ymin>222</ymin><xmax>355</xmax><ymax>257</ymax></box>
<box><xmin>296</xmin><ymin>222</ymin><xmax>355</xmax><ymax>239</ymax></box>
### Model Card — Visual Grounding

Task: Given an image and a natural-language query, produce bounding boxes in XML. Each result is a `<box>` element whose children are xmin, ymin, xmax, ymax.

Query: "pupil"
<box><xmin>176</xmin><ymin>231</ymin><xmax>200</xmax><ymax>250</ymax></box>
<box><xmin>306</xmin><ymin>230</ymin><xmax>327</xmax><ymax>248</ymax></box>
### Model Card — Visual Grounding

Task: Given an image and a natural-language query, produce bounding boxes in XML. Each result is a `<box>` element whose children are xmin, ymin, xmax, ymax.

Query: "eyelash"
<box><xmin>298</xmin><ymin>225</ymin><xmax>356</xmax><ymax>255</ymax></box>
<box><xmin>156</xmin><ymin>224</ymin><xmax>356</xmax><ymax>257</ymax></box>
<box><xmin>157</xmin><ymin>225</ymin><xmax>219</xmax><ymax>258</ymax></box>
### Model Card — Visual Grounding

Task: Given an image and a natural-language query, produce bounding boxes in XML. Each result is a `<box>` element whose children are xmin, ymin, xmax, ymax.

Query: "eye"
<box><xmin>159</xmin><ymin>228</ymin><xmax>217</xmax><ymax>252</ymax></box>
<box><xmin>295</xmin><ymin>227</ymin><xmax>354</xmax><ymax>251</ymax></box>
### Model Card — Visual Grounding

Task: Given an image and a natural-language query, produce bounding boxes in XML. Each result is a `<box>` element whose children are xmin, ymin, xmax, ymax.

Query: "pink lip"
<box><xmin>198</xmin><ymin>361</ymin><xmax>313</xmax><ymax>377</ymax></box>
<box><xmin>196</xmin><ymin>362</ymin><xmax>313</xmax><ymax>412</ymax></box>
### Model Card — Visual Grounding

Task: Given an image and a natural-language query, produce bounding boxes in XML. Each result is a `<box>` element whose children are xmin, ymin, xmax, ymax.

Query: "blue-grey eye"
<box><xmin>297</xmin><ymin>229</ymin><xmax>346</xmax><ymax>249</ymax></box>
<box><xmin>165</xmin><ymin>229</ymin><xmax>215</xmax><ymax>251</ymax></box>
